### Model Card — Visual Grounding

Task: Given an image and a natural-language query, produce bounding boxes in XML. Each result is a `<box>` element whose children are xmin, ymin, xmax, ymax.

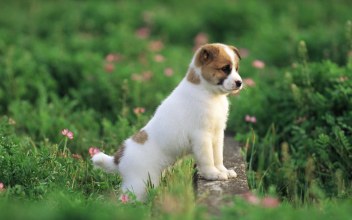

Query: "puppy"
<box><xmin>92</xmin><ymin>43</ymin><xmax>243</xmax><ymax>201</ymax></box>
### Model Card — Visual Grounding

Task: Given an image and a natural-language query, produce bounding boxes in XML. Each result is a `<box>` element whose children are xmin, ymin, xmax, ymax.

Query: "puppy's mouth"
<box><xmin>220</xmin><ymin>86</ymin><xmax>242</xmax><ymax>94</ymax></box>
<box><xmin>218</xmin><ymin>79</ymin><xmax>243</xmax><ymax>93</ymax></box>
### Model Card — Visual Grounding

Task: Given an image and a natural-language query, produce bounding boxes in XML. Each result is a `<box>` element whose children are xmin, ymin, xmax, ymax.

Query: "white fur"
<box><xmin>92</xmin><ymin>43</ymin><xmax>241</xmax><ymax>201</ymax></box>
<box><xmin>223</xmin><ymin>46</ymin><xmax>242</xmax><ymax>92</ymax></box>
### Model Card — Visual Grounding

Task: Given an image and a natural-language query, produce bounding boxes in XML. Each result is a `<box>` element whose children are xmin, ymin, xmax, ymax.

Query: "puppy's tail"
<box><xmin>92</xmin><ymin>152</ymin><xmax>118</xmax><ymax>173</ymax></box>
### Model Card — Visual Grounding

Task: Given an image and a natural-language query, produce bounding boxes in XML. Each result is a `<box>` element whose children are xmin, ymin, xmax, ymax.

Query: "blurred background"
<box><xmin>0</xmin><ymin>0</ymin><xmax>351</xmax><ymax>218</ymax></box>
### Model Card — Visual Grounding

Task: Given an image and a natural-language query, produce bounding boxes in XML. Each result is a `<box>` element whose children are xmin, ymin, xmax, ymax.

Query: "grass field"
<box><xmin>0</xmin><ymin>0</ymin><xmax>351</xmax><ymax>219</ymax></box>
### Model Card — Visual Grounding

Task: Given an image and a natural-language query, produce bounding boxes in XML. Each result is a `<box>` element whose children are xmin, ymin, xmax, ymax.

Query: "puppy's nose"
<box><xmin>235</xmin><ymin>80</ymin><xmax>242</xmax><ymax>87</ymax></box>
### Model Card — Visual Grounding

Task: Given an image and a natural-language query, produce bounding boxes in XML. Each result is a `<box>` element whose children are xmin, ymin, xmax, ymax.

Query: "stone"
<box><xmin>194</xmin><ymin>136</ymin><xmax>249</xmax><ymax>214</ymax></box>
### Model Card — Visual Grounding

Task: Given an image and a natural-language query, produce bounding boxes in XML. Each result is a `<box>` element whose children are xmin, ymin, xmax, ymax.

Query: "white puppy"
<box><xmin>92</xmin><ymin>43</ymin><xmax>243</xmax><ymax>201</ymax></box>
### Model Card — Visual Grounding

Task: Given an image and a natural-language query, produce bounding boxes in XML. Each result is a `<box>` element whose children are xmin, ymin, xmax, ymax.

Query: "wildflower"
<box><xmin>239</xmin><ymin>48</ymin><xmax>249</xmax><ymax>58</ymax></box>
<box><xmin>133</xmin><ymin>107</ymin><xmax>145</xmax><ymax>115</ymax></box>
<box><xmin>120</xmin><ymin>194</ymin><xmax>129</xmax><ymax>204</ymax></box>
<box><xmin>241</xmin><ymin>192</ymin><xmax>260</xmax><ymax>205</ymax></box>
<box><xmin>66</xmin><ymin>131</ymin><xmax>74</xmax><ymax>140</ymax></box>
<box><xmin>62</xmin><ymin>129</ymin><xmax>69</xmax><ymax>136</ymax></box>
<box><xmin>154</xmin><ymin>54</ymin><xmax>165</xmax><ymax>62</ymax></box>
<box><xmin>135</xmin><ymin>27</ymin><xmax>150</xmax><ymax>39</ymax></box>
<box><xmin>104</xmin><ymin>63</ymin><xmax>115</xmax><ymax>73</ymax></box>
<box><xmin>142</xmin><ymin>71</ymin><xmax>153</xmax><ymax>80</ymax></box>
<box><xmin>252</xmin><ymin>60</ymin><xmax>265</xmax><ymax>69</ymax></box>
<box><xmin>245</xmin><ymin>115</ymin><xmax>257</xmax><ymax>123</ymax></box>
<box><xmin>0</xmin><ymin>182</ymin><xmax>4</xmax><ymax>191</ymax></box>
<box><xmin>131</xmin><ymin>73</ymin><xmax>143</xmax><ymax>81</ymax></box>
<box><xmin>193</xmin><ymin>32</ymin><xmax>209</xmax><ymax>50</ymax></box>
<box><xmin>241</xmin><ymin>192</ymin><xmax>280</xmax><ymax>208</ymax></box>
<box><xmin>105</xmin><ymin>53</ymin><xmax>121</xmax><ymax>63</ymax></box>
<box><xmin>261</xmin><ymin>197</ymin><xmax>280</xmax><ymax>208</ymax></box>
<box><xmin>149</xmin><ymin>40</ymin><xmax>164</xmax><ymax>52</ymax></box>
<box><xmin>243</xmin><ymin>78</ymin><xmax>256</xmax><ymax>87</ymax></box>
<box><xmin>164</xmin><ymin>67</ymin><xmax>174</xmax><ymax>77</ymax></box>
<box><xmin>61</xmin><ymin>129</ymin><xmax>74</xmax><ymax>140</ymax></box>
<box><xmin>89</xmin><ymin>147</ymin><xmax>100</xmax><ymax>157</ymax></box>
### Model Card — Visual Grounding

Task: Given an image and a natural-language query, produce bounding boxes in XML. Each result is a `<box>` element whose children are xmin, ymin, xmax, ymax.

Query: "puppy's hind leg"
<box><xmin>120</xmin><ymin>165</ymin><xmax>161</xmax><ymax>202</ymax></box>
<box><xmin>121</xmin><ymin>178</ymin><xmax>148</xmax><ymax>201</ymax></box>
<box><xmin>120</xmin><ymin>161</ymin><xmax>162</xmax><ymax>201</ymax></box>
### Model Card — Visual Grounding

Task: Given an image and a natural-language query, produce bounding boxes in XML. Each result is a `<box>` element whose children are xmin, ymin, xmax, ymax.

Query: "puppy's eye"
<box><xmin>221</xmin><ymin>65</ymin><xmax>232</xmax><ymax>75</ymax></box>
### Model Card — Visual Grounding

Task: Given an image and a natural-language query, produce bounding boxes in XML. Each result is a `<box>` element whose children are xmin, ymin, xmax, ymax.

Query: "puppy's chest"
<box><xmin>199</xmin><ymin>98</ymin><xmax>229</xmax><ymax>131</ymax></box>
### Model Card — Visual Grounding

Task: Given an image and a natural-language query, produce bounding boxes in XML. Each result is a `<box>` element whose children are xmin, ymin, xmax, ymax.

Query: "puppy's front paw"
<box><xmin>216</xmin><ymin>165</ymin><xmax>237</xmax><ymax>179</ymax></box>
<box><xmin>226</xmin><ymin>169</ymin><xmax>237</xmax><ymax>178</ymax></box>
<box><xmin>199</xmin><ymin>167</ymin><xmax>228</xmax><ymax>181</ymax></box>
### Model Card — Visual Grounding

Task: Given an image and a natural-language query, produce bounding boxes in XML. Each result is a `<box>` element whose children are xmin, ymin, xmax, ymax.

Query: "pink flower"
<box><xmin>252</xmin><ymin>60</ymin><xmax>265</xmax><ymax>69</ymax></box>
<box><xmin>241</xmin><ymin>192</ymin><xmax>260</xmax><ymax>205</ymax></box>
<box><xmin>154</xmin><ymin>54</ymin><xmax>165</xmax><ymax>62</ymax></box>
<box><xmin>131</xmin><ymin>73</ymin><xmax>143</xmax><ymax>81</ymax></box>
<box><xmin>89</xmin><ymin>147</ymin><xmax>100</xmax><ymax>157</ymax></box>
<box><xmin>243</xmin><ymin>78</ymin><xmax>256</xmax><ymax>87</ymax></box>
<box><xmin>261</xmin><ymin>197</ymin><xmax>280</xmax><ymax>208</ymax></box>
<box><xmin>239</xmin><ymin>48</ymin><xmax>249</xmax><ymax>58</ymax></box>
<box><xmin>241</xmin><ymin>192</ymin><xmax>280</xmax><ymax>208</ymax></box>
<box><xmin>0</xmin><ymin>182</ymin><xmax>4</xmax><ymax>192</ymax></box>
<box><xmin>61</xmin><ymin>129</ymin><xmax>69</xmax><ymax>136</ymax></box>
<box><xmin>104</xmin><ymin>63</ymin><xmax>115</xmax><ymax>73</ymax></box>
<box><xmin>135</xmin><ymin>27</ymin><xmax>150</xmax><ymax>39</ymax></box>
<box><xmin>142</xmin><ymin>71</ymin><xmax>153</xmax><ymax>80</ymax></box>
<box><xmin>133</xmin><ymin>107</ymin><xmax>145</xmax><ymax>115</ymax></box>
<box><xmin>120</xmin><ymin>194</ymin><xmax>129</xmax><ymax>204</ymax></box>
<box><xmin>193</xmin><ymin>32</ymin><xmax>209</xmax><ymax>50</ymax></box>
<box><xmin>61</xmin><ymin>129</ymin><xmax>74</xmax><ymax>139</ymax></box>
<box><xmin>66</xmin><ymin>131</ymin><xmax>74</xmax><ymax>140</ymax></box>
<box><xmin>245</xmin><ymin>115</ymin><xmax>257</xmax><ymax>123</ymax></box>
<box><xmin>164</xmin><ymin>67</ymin><xmax>174</xmax><ymax>77</ymax></box>
<box><xmin>105</xmin><ymin>53</ymin><xmax>121</xmax><ymax>63</ymax></box>
<box><xmin>149</xmin><ymin>40</ymin><xmax>164</xmax><ymax>52</ymax></box>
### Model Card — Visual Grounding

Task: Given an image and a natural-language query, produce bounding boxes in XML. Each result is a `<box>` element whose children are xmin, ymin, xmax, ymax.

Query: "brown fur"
<box><xmin>132</xmin><ymin>130</ymin><xmax>148</xmax><ymax>144</ymax></box>
<box><xmin>195</xmin><ymin>44</ymin><xmax>239</xmax><ymax>85</ymax></box>
<box><xmin>114</xmin><ymin>143</ymin><xmax>126</xmax><ymax>164</ymax></box>
<box><xmin>187</xmin><ymin>68</ymin><xmax>200</xmax><ymax>84</ymax></box>
<box><xmin>230</xmin><ymin>46</ymin><xmax>241</xmax><ymax>71</ymax></box>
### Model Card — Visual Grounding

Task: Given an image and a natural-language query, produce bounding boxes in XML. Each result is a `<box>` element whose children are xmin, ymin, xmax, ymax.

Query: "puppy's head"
<box><xmin>189</xmin><ymin>43</ymin><xmax>242</xmax><ymax>94</ymax></box>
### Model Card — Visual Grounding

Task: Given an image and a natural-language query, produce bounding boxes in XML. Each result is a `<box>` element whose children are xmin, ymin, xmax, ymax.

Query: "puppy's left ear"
<box><xmin>195</xmin><ymin>44</ymin><xmax>218</xmax><ymax>66</ymax></box>
<box><xmin>230</xmin><ymin>46</ymin><xmax>241</xmax><ymax>60</ymax></box>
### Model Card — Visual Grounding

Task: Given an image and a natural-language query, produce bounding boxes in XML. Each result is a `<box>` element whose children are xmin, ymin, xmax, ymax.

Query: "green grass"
<box><xmin>0</xmin><ymin>0</ymin><xmax>352</xmax><ymax>219</ymax></box>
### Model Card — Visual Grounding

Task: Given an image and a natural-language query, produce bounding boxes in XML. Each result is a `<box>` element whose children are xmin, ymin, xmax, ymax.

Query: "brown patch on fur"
<box><xmin>132</xmin><ymin>130</ymin><xmax>148</xmax><ymax>144</ymax></box>
<box><xmin>195</xmin><ymin>44</ymin><xmax>220</xmax><ymax>67</ymax></box>
<box><xmin>230</xmin><ymin>46</ymin><xmax>241</xmax><ymax>60</ymax></box>
<box><xmin>195</xmin><ymin>44</ymin><xmax>241</xmax><ymax>85</ymax></box>
<box><xmin>230</xmin><ymin>46</ymin><xmax>241</xmax><ymax>71</ymax></box>
<box><xmin>114</xmin><ymin>143</ymin><xmax>126</xmax><ymax>165</ymax></box>
<box><xmin>187</xmin><ymin>68</ymin><xmax>200</xmax><ymax>84</ymax></box>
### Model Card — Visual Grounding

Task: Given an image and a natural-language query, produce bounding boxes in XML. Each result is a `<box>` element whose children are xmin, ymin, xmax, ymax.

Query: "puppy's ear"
<box><xmin>195</xmin><ymin>44</ymin><xmax>218</xmax><ymax>66</ymax></box>
<box><xmin>230</xmin><ymin>46</ymin><xmax>241</xmax><ymax>60</ymax></box>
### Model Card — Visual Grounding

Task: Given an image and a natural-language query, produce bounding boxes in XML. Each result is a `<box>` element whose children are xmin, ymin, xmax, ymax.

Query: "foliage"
<box><xmin>232</xmin><ymin>44</ymin><xmax>352</xmax><ymax>203</ymax></box>
<box><xmin>0</xmin><ymin>0</ymin><xmax>352</xmax><ymax>218</ymax></box>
